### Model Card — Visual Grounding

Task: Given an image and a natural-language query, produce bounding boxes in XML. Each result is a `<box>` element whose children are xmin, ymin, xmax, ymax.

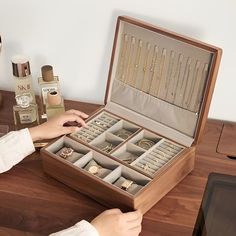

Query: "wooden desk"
<box><xmin>1</xmin><ymin>90</ymin><xmax>236</xmax><ymax>236</ymax></box>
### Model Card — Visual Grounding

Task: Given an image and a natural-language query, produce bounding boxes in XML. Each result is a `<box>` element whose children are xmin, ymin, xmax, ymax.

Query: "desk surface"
<box><xmin>1</xmin><ymin>90</ymin><xmax>236</xmax><ymax>236</ymax></box>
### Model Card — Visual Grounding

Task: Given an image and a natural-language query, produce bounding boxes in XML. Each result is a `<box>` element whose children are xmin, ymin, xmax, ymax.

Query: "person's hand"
<box><xmin>29</xmin><ymin>109</ymin><xmax>88</xmax><ymax>141</ymax></box>
<box><xmin>91</xmin><ymin>209</ymin><xmax>142</xmax><ymax>236</ymax></box>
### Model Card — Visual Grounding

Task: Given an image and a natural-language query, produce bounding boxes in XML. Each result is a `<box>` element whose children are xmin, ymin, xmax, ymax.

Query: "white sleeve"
<box><xmin>49</xmin><ymin>220</ymin><xmax>100</xmax><ymax>236</ymax></box>
<box><xmin>0</xmin><ymin>131</ymin><xmax>100</xmax><ymax>236</ymax></box>
<box><xmin>0</xmin><ymin>128</ymin><xmax>35</xmax><ymax>173</ymax></box>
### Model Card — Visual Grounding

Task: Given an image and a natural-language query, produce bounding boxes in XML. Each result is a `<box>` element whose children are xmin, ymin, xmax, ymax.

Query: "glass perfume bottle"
<box><xmin>46</xmin><ymin>91</ymin><xmax>65</xmax><ymax>120</ymax></box>
<box><xmin>13</xmin><ymin>93</ymin><xmax>39</xmax><ymax>130</ymax></box>
<box><xmin>11</xmin><ymin>55</ymin><xmax>36</xmax><ymax>104</ymax></box>
<box><xmin>38</xmin><ymin>65</ymin><xmax>60</xmax><ymax>118</ymax></box>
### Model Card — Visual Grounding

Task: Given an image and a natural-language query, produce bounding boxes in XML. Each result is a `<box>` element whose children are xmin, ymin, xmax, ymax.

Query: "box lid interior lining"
<box><xmin>106</xmin><ymin>19</ymin><xmax>215</xmax><ymax>146</ymax></box>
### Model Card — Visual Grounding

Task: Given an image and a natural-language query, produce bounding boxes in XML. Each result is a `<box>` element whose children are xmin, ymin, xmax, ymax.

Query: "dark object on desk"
<box><xmin>193</xmin><ymin>172</ymin><xmax>236</xmax><ymax>236</ymax></box>
<box><xmin>217</xmin><ymin>123</ymin><xmax>236</xmax><ymax>159</ymax></box>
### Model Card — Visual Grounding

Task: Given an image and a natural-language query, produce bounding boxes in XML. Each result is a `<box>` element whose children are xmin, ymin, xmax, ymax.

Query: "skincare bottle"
<box><xmin>13</xmin><ymin>93</ymin><xmax>39</xmax><ymax>130</ymax></box>
<box><xmin>38</xmin><ymin>65</ymin><xmax>60</xmax><ymax>118</ymax></box>
<box><xmin>46</xmin><ymin>91</ymin><xmax>65</xmax><ymax>120</ymax></box>
<box><xmin>11</xmin><ymin>55</ymin><xmax>36</xmax><ymax>104</ymax></box>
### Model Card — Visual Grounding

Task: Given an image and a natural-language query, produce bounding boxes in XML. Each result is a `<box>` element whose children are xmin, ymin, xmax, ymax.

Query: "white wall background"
<box><xmin>0</xmin><ymin>0</ymin><xmax>235</xmax><ymax>121</ymax></box>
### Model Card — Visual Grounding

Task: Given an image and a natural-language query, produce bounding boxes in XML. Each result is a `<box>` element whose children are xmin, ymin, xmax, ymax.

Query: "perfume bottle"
<box><xmin>38</xmin><ymin>65</ymin><xmax>60</xmax><ymax>118</ymax></box>
<box><xmin>46</xmin><ymin>91</ymin><xmax>65</xmax><ymax>120</ymax></box>
<box><xmin>11</xmin><ymin>55</ymin><xmax>36</xmax><ymax>104</ymax></box>
<box><xmin>13</xmin><ymin>93</ymin><xmax>39</xmax><ymax>130</ymax></box>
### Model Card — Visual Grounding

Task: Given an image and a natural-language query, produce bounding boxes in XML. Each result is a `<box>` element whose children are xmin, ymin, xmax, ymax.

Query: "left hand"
<box><xmin>29</xmin><ymin>109</ymin><xmax>88</xmax><ymax>141</ymax></box>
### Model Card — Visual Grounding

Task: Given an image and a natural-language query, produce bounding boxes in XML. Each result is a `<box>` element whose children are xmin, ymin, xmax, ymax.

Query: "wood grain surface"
<box><xmin>1</xmin><ymin>90</ymin><xmax>236</xmax><ymax>236</ymax></box>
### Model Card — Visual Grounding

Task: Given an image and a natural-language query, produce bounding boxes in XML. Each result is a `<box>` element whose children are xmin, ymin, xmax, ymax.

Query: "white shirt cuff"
<box><xmin>0</xmin><ymin>128</ymin><xmax>35</xmax><ymax>173</ymax></box>
<box><xmin>49</xmin><ymin>220</ymin><xmax>100</xmax><ymax>236</ymax></box>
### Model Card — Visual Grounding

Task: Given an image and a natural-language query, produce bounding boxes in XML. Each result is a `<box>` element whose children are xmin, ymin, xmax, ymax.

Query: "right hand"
<box><xmin>91</xmin><ymin>209</ymin><xmax>142</xmax><ymax>236</ymax></box>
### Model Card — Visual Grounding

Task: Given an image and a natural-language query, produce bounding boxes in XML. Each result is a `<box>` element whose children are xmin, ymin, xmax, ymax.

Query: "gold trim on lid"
<box><xmin>11</xmin><ymin>55</ymin><xmax>31</xmax><ymax>77</ymax></box>
<box><xmin>41</xmin><ymin>65</ymin><xmax>54</xmax><ymax>82</ymax></box>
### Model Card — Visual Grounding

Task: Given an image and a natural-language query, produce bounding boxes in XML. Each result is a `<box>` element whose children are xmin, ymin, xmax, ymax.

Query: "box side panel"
<box><xmin>42</xmin><ymin>146</ymin><xmax>195</xmax><ymax>214</ymax></box>
<box><xmin>134</xmin><ymin>147</ymin><xmax>195</xmax><ymax>213</ymax></box>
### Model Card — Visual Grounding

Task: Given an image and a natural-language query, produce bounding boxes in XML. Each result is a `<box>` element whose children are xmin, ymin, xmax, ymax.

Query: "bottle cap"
<box><xmin>12</xmin><ymin>55</ymin><xmax>31</xmax><ymax>77</ymax></box>
<box><xmin>15</xmin><ymin>93</ymin><xmax>33</xmax><ymax>108</ymax></box>
<box><xmin>41</xmin><ymin>65</ymin><xmax>54</xmax><ymax>82</ymax></box>
<box><xmin>47</xmin><ymin>91</ymin><xmax>62</xmax><ymax>106</ymax></box>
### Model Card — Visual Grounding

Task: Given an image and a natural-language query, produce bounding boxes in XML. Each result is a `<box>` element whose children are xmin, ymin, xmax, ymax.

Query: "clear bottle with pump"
<box><xmin>13</xmin><ymin>93</ymin><xmax>39</xmax><ymax>130</ymax></box>
<box><xmin>38</xmin><ymin>65</ymin><xmax>60</xmax><ymax>118</ymax></box>
<box><xmin>46</xmin><ymin>91</ymin><xmax>65</xmax><ymax>120</ymax></box>
<box><xmin>11</xmin><ymin>55</ymin><xmax>36</xmax><ymax>104</ymax></box>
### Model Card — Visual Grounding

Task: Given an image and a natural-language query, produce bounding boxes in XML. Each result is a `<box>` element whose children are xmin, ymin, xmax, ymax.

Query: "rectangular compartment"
<box><xmin>90</xmin><ymin>132</ymin><xmax>123</xmax><ymax>154</ymax></box>
<box><xmin>46</xmin><ymin>136</ymin><xmax>90</xmax><ymax>164</ymax></box>
<box><xmin>128</xmin><ymin>130</ymin><xmax>162</xmax><ymax>151</ymax></box>
<box><xmin>104</xmin><ymin>166</ymin><xmax>150</xmax><ymax>195</ymax></box>
<box><xmin>110</xmin><ymin>120</ymin><xmax>140</xmax><ymax>140</ymax></box>
<box><xmin>112</xmin><ymin>142</ymin><xmax>145</xmax><ymax>164</ymax></box>
<box><xmin>71</xmin><ymin>111</ymin><xmax>121</xmax><ymax>143</ymax></box>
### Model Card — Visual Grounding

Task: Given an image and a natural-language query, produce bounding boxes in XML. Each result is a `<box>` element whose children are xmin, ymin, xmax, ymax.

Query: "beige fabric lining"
<box><xmin>105</xmin><ymin>102</ymin><xmax>193</xmax><ymax>147</ymax></box>
<box><xmin>110</xmin><ymin>79</ymin><xmax>197</xmax><ymax>136</ymax></box>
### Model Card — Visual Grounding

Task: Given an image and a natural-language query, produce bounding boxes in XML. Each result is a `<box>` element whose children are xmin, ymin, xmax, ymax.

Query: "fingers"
<box><xmin>122</xmin><ymin>211</ymin><xmax>142</xmax><ymax>231</ymax></box>
<box><xmin>66</xmin><ymin>109</ymin><xmax>89</xmax><ymax>119</ymax></box>
<box><xmin>123</xmin><ymin>210</ymin><xmax>143</xmax><ymax>222</ymax></box>
<box><xmin>128</xmin><ymin>225</ymin><xmax>142</xmax><ymax>236</ymax></box>
<box><xmin>62</xmin><ymin>126</ymin><xmax>80</xmax><ymax>135</ymax></box>
<box><xmin>61</xmin><ymin>113</ymin><xmax>87</xmax><ymax>127</ymax></box>
<box><xmin>125</xmin><ymin>216</ymin><xmax>142</xmax><ymax>230</ymax></box>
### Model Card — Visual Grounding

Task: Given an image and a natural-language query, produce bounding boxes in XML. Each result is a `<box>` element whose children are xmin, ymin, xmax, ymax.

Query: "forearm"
<box><xmin>29</xmin><ymin>124</ymin><xmax>44</xmax><ymax>142</ymax></box>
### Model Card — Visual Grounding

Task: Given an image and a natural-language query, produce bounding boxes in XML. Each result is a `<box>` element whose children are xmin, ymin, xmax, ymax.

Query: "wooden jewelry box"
<box><xmin>41</xmin><ymin>16</ymin><xmax>222</xmax><ymax>213</ymax></box>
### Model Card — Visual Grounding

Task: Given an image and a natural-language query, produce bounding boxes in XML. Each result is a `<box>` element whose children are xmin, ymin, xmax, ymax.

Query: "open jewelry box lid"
<box><xmin>104</xmin><ymin>16</ymin><xmax>222</xmax><ymax>147</ymax></box>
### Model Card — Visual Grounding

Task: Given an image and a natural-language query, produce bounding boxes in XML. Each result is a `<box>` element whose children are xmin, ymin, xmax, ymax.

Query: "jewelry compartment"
<box><xmin>111</xmin><ymin>142</ymin><xmax>145</xmax><ymax>164</ymax></box>
<box><xmin>45</xmin><ymin>135</ymin><xmax>90</xmax><ymax>164</ymax></box>
<box><xmin>103</xmin><ymin>166</ymin><xmax>150</xmax><ymax>195</ymax></box>
<box><xmin>42</xmin><ymin>135</ymin><xmax>155</xmax><ymax>212</ymax></box>
<box><xmin>109</xmin><ymin>119</ymin><xmax>141</xmax><ymax>140</ymax></box>
<box><xmin>41</xmin><ymin>16</ymin><xmax>221</xmax><ymax>213</ymax></box>
<box><xmin>131</xmin><ymin>138</ymin><xmax>185</xmax><ymax>177</ymax></box>
<box><xmin>128</xmin><ymin>129</ymin><xmax>162</xmax><ymax>150</ymax></box>
<box><xmin>74</xmin><ymin>150</ymin><xmax>118</xmax><ymax>179</ymax></box>
<box><xmin>89</xmin><ymin>132</ymin><xmax>123</xmax><ymax>154</ymax></box>
<box><xmin>71</xmin><ymin>111</ymin><xmax>120</xmax><ymax>143</ymax></box>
